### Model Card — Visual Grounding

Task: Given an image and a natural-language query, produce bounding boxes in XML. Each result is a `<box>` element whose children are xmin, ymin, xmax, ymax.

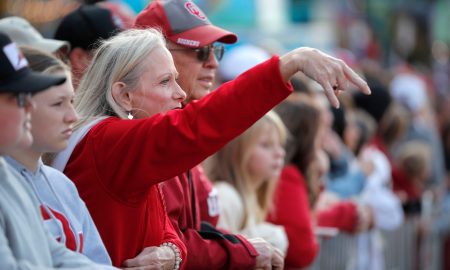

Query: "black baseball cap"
<box><xmin>0</xmin><ymin>32</ymin><xmax>66</xmax><ymax>94</ymax></box>
<box><xmin>54</xmin><ymin>5</ymin><xmax>124</xmax><ymax>51</ymax></box>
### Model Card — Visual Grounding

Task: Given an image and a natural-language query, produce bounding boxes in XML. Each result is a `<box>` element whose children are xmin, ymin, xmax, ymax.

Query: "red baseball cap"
<box><xmin>135</xmin><ymin>0</ymin><xmax>237</xmax><ymax>48</ymax></box>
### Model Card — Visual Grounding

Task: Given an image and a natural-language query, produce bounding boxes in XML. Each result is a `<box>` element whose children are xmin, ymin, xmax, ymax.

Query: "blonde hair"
<box><xmin>75</xmin><ymin>28</ymin><xmax>166</xmax><ymax>128</ymax></box>
<box><xmin>397</xmin><ymin>140</ymin><xmax>432</xmax><ymax>180</ymax></box>
<box><xmin>205</xmin><ymin>111</ymin><xmax>287</xmax><ymax>229</ymax></box>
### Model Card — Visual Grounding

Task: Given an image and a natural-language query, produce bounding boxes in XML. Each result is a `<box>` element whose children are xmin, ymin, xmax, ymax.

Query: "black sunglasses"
<box><xmin>14</xmin><ymin>93</ymin><xmax>32</xmax><ymax>108</ymax></box>
<box><xmin>169</xmin><ymin>44</ymin><xmax>224</xmax><ymax>62</ymax></box>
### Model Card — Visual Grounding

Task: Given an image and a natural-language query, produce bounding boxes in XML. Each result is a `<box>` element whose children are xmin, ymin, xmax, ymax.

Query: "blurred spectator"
<box><xmin>432</xmin><ymin>40</ymin><xmax>450</xmax><ymax>99</ymax></box>
<box><xmin>54</xmin><ymin>5</ymin><xmax>124</xmax><ymax>89</ymax></box>
<box><xmin>347</xmin><ymin>109</ymin><xmax>404</xmax><ymax>270</ymax></box>
<box><xmin>393</xmin><ymin>140</ymin><xmax>432</xmax><ymax>210</ymax></box>
<box><xmin>218</xmin><ymin>44</ymin><xmax>270</xmax><ymax>83</ymax></box>
<box><xmin>269</xmin><ymin>97</ymin><xmax>321</xmax><ymax>269</ymax></box>
<box><xmin>0</xmin><ymin>16</ymin><xmax>69</xmax><ymax>55</ymax></box>
<box><xmin>97</xmin><ymin>1</ymin><xmax>136</xmax><ymax>29</ymax></box>
<box><xmin>323</xmin><ymin>104</ymin><xmax>365</xmax><ymax>199</ymax></box>
<box><xmin>390</xmin><ymin>72</ymin><xmax>446</xmax><ymax>187</ymax></box>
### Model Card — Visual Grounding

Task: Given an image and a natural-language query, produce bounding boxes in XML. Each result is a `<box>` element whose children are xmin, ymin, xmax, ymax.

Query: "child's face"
<box><xmin>30</xmin><ymin>71</ymin><xmax>78</xmax><ymax>154</ymax></box>
<box><xmin>247</xmin><ymin>124</ymin><xmax>285</xmax><ymax>185</ymax></box>
<box><xmin>0</xmin><ymin>92</ymin><xmax>34</xmax><ymax>154</ymax></box>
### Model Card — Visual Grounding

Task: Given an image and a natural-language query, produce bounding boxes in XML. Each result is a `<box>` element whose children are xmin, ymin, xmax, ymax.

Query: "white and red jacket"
<box><xmin>5</xmin><ymin>157</ymin><xmax>112</xmax><ymax>265</ymax></box>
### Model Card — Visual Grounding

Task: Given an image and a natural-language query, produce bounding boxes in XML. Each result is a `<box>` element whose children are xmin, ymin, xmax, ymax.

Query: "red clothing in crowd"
<box><xmin>64</xmin><ymin>117</ymin><xmax>186</xmax><ymax>267</ymax></box>
<box><xmin>193</xmin><ymin>165</ymin><xmax>220</xmax><ymax>227</ymax></box>
<box><xmin>163</xmin><ymin>171</ymin><xmax>258</xmax><ymax>269</ymax></box>
<box><xmin>64</xmin><ymin>56</ymin><xmax>292</xmax><ymax>268</ymax></box>
<box><xmin>268</xmin><ymin>165</ymin><xmax>319</xmax><ymax>269</ymax></box>
<box><xmin>316</xmin><ymin>201</ymin><xmax>358</xmax><ymax>232</ymax></box>
<box><xmin>162</xmin><ymin>57</ymin><xmax>293</xmax><ymax>269</ymax></box>
<box><xmin>391</xmin><ymin>166</ymin><xmax>422</xmax><ymax>201</ymax></box>
<box><xmin>370</xmin><ymin>135</ymin><xmax>420</xmax><ymax>203</ymax></box>
<box><xmin>268</xmin><ymin>164</ymin><xmax>357</xmax><ymax>269</ymax></box>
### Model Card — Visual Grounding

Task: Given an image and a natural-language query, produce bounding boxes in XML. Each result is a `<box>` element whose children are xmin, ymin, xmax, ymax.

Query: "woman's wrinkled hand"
<box><xmin>279</xmin><ymin>47</ymin><xmax>371</xmax><ymax>108</ymax></box>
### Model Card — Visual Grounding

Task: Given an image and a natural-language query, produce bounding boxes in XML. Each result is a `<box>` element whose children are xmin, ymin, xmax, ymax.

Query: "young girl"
<box><xmin>5</xmin><ymin>47</ymin><xmax>113</xmax><ymax>266</ymax></box>
<box><xmin>0</xmin><ymin>32</ymin><xmax>108</xmax><ymax>269</ymax></box>
<box><xmin>205</xmin><ymin>111</ymin><xmax>289</xmax><ymax>253</ymax></box>
<box><xmin>268</xmin><ymin>97</ymin><xmax>322</xmax><ymax>269</ymax></box>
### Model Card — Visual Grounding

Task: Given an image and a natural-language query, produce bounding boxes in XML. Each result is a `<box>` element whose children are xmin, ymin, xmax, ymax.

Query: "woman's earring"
<box><xmin>127</xmin><ymin>111</ymin><xmax>133</xmax><ymax>120</ymax></box>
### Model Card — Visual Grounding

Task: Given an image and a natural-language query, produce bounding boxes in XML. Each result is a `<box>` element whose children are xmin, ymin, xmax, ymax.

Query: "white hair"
<box><xmin>75</xmin><ymin>28</ymin><xmax>166</xmax><ymax>128</ymax></box>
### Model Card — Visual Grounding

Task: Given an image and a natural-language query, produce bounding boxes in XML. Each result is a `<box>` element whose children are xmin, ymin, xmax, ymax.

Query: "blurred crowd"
<box><xmin>0</xmin><ymin>1</ymin><xmax>449</xmax><ymax>270</ymax></box>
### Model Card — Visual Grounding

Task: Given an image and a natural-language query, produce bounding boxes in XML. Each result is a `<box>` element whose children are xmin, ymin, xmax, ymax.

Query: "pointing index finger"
<box><xmin>343</xmin><ymin>65</ymin><xmax>371</xmax><ymax>95</ymax></box>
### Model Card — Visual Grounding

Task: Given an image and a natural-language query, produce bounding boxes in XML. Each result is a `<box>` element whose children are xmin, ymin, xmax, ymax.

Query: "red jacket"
<box><xmin>316</xmin><ymin>201</ymin><xmax>358</xmax><ymax>232</ymax></box>
<box><xmin>161</xmin><ymin>57</ymin><xmax>292</xmax><ymax>269</ymax></box>
<box><xmin>268</xmin><ymin>165</ymin><xmax>319</xmax><ymax>269</ymax></box>
<box><xmin>193</xmin><ymin>165</ymin><xmax>220</xmax><ymax>227</ymax></box>
<box><xmin>163</xmin><ymin>172</ymin><xmax>259</xmax><ymax>269</ymax></box>
<box><xmin>64</xmin><ymin>56</ymin><xmax>292</xmax><ymax>268</ymax></box>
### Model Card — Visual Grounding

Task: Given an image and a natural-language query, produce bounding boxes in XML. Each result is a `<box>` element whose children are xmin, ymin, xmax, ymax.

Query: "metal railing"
<box><xmin>308</xmin><ymin>215</ymin><xmax>444</xmax><ymax>270</ymax></box>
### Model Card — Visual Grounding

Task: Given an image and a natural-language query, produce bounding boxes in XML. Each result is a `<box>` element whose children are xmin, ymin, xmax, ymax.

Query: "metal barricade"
<box><xmin>307</xmin><ymin>216</ymin><xmax>444</xmax><ymax>270</ymax></box>
<box><xmin>308</xmin><ymin>233</ymin><xmax>358</xmax><ymax>270</ymax></box>
<box><xmin>383</xmin><ymin>216</ymin><xmax>419</xmax><ymax>270</ymax></box>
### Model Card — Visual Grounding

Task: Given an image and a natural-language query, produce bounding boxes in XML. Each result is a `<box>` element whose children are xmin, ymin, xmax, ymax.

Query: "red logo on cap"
<box><xmin>184</xmin><ymin>2</ymin><xmax>206</xmax><ymax>20</ymax></box>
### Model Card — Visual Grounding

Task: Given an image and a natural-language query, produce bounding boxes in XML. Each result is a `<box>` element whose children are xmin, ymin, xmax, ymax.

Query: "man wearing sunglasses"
<box><xmin>135</xmin><ymin>1</ymin><xmax>284</xmax><ymax>270</ymax></box>
<box><xmin>167</xmin><ymin>43</ymin><xmax>226</xmax><ymax>104</ymax></box>
<box><xmin>136</xmin><ymin>0</ymin><xmax>235</xmax><ymax>105</ymax></box>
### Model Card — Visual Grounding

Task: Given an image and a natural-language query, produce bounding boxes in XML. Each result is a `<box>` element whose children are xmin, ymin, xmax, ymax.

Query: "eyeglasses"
<box><xmin>14</xmin><ymin>93</ymin><xmax>33</xmax><ymax>108</ymax></box>
<box><xmin>169</xmin><ymin>44</ymin><xmax>225</xmax><ymax>62</ymax></box>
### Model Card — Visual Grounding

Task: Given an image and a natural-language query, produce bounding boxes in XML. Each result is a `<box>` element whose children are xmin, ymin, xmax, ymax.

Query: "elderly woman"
<box><xmin>54</xmin><ymin>28</ymin><xmax>369</xmax><ymax>269</ymax></box>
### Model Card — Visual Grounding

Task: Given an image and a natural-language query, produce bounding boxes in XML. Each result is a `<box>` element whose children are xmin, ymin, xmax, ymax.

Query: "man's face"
<box><xmin>167</xmin><ymin>41</ymin><xmax>220</xmax><ymax>105</ymax></box>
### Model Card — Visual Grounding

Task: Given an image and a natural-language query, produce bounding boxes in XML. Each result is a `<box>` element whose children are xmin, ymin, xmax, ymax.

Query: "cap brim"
<box><xmin>33</xmin><ymin>39</ymin><xmax>71</xmax><ymax>54</ymax></box>
<box><xmin>169</xmin><ymin>24</ymin><xmax>237</xmax><ymax>48</ymax></box>
<box><xmin>0</xmin><ymin>69</ymin><xmax>66</xmax><ymax>94</ymax></box>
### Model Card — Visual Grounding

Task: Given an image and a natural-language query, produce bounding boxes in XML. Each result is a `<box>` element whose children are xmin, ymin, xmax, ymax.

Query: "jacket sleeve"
<box><xmin>88</xmin><ymin>56</ymin><xmax>292</xmax><ymax>199</ymax></box>
<box><xmin>316</xmin><ymin>201</ymin><xmax>358</xmax><ymax>233</ymax></box>
<box><xmin>267</xmin><ymin>166</ymin><xmax>319</xmax><ymax>268</ymax></box>
<box><xmin>79</xmin><ymin>198</ymin><xmax>114</xmax><ymax>265</ymax></box>
<box><xmin>159</xmin><ymin>185</ymin><xmax>187</xmax><ymax>270</ymax></box>
<box><xmin>0</xmin><ymin>207</ymin><xmax>117</xmax><ymax>270</ymax></box>
<box><xmin>47</xmin><ymin>231</ymin><xmax>119</xmax><ymax>270</ymax></box>
<box><xmin>162</xmin><ymin>178</ymin><xmax>258</xmax><ymax>270</ymax></box>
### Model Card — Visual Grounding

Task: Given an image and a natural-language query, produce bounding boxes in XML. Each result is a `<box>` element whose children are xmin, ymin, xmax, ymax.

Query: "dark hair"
<box><xmin>352</xmin><ymin>110</ymin><xmax>376</xmax><ymax>156</ymax></box>
<box><xmin>275</xmin><ymin>98</ymin><xmax>321</xmax><ymax>173</ymax></box>
<box><xmin>331</xmin><ymin>105</ymin><xmax>346</xmax><ymax>139</ymax></box>
<box><xmin>20</xmin><ymin>46</ymin><xmax>68</xmax><ymax>73</ymax></box>
<box><xmin>55</xmin><ymin>5</ymin><xmax>121</xmax><ymax>51</ymax></box>
<box><xmin>353</xmin><ymin>78</ymin><xmax>392</xmax><ymax>124</ymax></box>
